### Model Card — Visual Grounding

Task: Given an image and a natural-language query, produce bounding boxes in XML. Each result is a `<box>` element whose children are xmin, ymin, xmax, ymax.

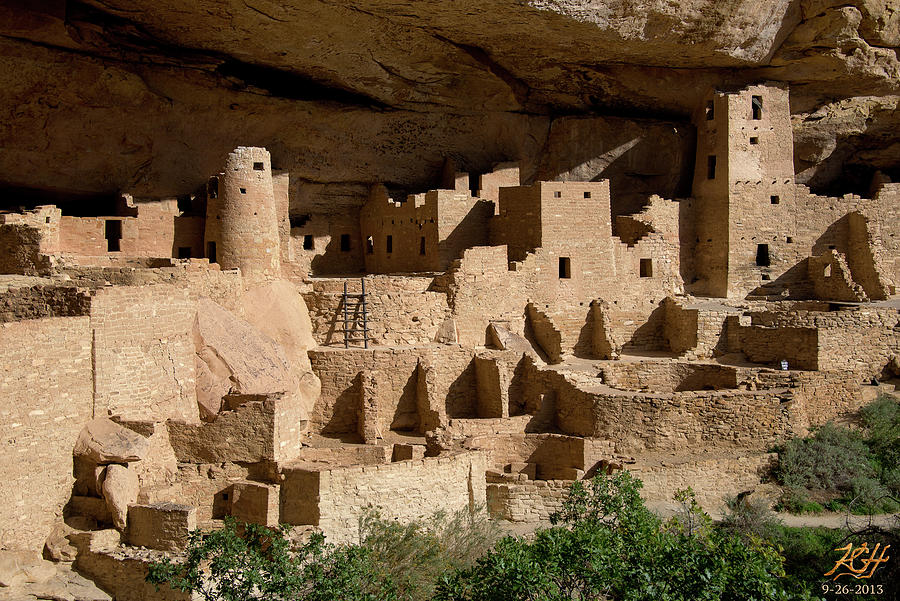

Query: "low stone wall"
<box><xmin>168</xmin><ymin>394</ymin><xmax>305</xmax><ymax>463</ymax></box>
<box><xmin>600</xmin><ymin>360</ymin><xmax>738</xmax><ymax>392</ymax></box>
<box><xmin>487</xmin><ymin>479</ymin><xmax>572</xmax><ymax>522</ymax></box>
<box><xmin>281</xmin><ymin>451</ymin><xmax>486</xmax><ymax>543</ymax></box>
<box><xmin>631</xmin><ymin>453</ymin><xmax>777</xmax><ymax>505</ymax></box>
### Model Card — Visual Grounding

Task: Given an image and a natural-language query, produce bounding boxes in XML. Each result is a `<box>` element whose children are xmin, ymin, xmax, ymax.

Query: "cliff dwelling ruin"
<box><xmin>1</xmin><ymin>1</ymin><xmax>900</xmax><ymax>596</ymax></box>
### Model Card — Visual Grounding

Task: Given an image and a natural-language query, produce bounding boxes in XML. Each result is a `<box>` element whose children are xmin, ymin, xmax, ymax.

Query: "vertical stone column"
<box><xmin>357</xmin><ymin>370</ymin><xmax>380</xmax><ymax>444</ymax></box>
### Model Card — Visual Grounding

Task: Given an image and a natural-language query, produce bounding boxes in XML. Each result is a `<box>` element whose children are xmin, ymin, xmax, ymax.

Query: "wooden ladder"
<box><xmin>342</xmin><ymin>278</ymin><xmax>370</xmax><ymax>348</ymax></box>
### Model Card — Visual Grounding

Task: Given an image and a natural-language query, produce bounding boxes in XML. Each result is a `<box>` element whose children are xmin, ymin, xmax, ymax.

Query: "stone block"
<box><xmin>391</xmin><ymin>443</ymin><xmax>426</xmax><ymax>462</ymax></box>
<box><xmin>127</xmin><ymin>502</ymin><xmax>197</xmax><ymax>552</ymax></box>
<box><xmin>504</xmin><ymin>462</ymin><xmax>537</xmax><ymax>480</ymax></box>
<box><xmin>231</xmin><ymin>481</ymin><xmax>280</xmax><ymax>527</ymax></box>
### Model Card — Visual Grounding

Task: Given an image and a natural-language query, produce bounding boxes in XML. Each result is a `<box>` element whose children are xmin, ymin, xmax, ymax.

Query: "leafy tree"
<box><xmin>435</xmin><ymin>472</ymin><xmax>799</xmax><ymax>601</ymax></box>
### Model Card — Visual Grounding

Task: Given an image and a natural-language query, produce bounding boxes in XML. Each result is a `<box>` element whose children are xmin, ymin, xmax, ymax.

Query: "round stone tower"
<box><xmin>205</xmin><ymin>147</ymin><xmax>281</xmax><ymax>277</ymax></box>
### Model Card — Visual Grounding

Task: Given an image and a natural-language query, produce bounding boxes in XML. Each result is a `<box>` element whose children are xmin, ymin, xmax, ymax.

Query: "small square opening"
<box><xmin>303</xmin><ymin>235</ymin><xmax>314</xmax><ymax>250</ymax></box>
<box><xmin>786</xmin><ymin>236</ymin><xmax>793</xmax><ymax>243</ymax></box>
<box><xmin>756</xmin><ymin>244</ymin><xmax>770</xmax><ymax>267</ymax></box>
<box><xmin>558</xmin><ymin>257</ymin><xmax>571</xmax><ymax>279</ymax></box>
<box><xmin>253</xmin><ymin>162</ymin><xmax>264</xmax><ymax>171</ymax></box>
<box><xmin>553</xmin><ymin>191</ymin><xmax>562</xmax><ymax>198</ymax></box>
<box><xmin>239</xmin><ymin>188</ymin><xmax>246</xmax><ymax>194</ymax></box>
<box><xmin>340</xmin><ymin>234</ymin><xmax>351</xmax><ymax>252</ymax></box>
<box><xmin>639</xmin><ymin>258</ymin><xmax>653</xmax><ymax>278</ymax></box>
<box><xmin>583</xmin><ymin>191</ymin><xmax>591</xmax><ymax>199</ymax></box>
<box><xmin>386</xmin><ymin>235</ymin><xmax>393</xmax><ymax>254</ymax></box>
<box><xmin>707</xmin><ymin>155</ymin><xmax>717</xmax><ymax>180</ymax></box>
<box><xmin>419</xmin><ymin>236</ymin><xmax>426</xmax><ymax>255</ymax></box>
<box><xmin>770</xmin><ymin>195</ymin><xmax>780</xmax><ymax>204</ymax></box>
<box><xmin>177</xmin><ymin>247</ymin><xmax>191</xmax><ymax>259</ymax></box>
<box><xmin>750</xmin><ymin>137</ymin><xmax>759</xmax><ymax>145</ymax></box>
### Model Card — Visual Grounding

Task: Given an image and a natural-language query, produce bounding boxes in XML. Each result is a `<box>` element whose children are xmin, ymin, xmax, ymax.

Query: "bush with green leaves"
<box><xmin>434</xmin><ymin>472</ymin><xmax>800</xmax><ymax>601</ymax></box>
<box><xmin>147</xmin><ymin>507</ymin><xmax>500</xmax><ymax>601</ymax></box>
<box><xmin>147</xmin><ymin>517</ymin><xmax>400</xmax><ymax>601</ymax></box>
<box><xmin>772</xmin><ymin>395</ymin><xmax>900</xmax><ymax>513</ymax></box>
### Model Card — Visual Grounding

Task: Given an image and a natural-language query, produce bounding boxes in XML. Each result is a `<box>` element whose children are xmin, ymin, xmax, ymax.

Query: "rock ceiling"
<box><xmin>0</xmin><ymin>0</ymin><xmax>898</xmax><ymax>211</ymax></box>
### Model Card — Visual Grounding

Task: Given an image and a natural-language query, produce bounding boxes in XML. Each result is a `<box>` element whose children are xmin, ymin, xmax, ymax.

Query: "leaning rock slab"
<box><xmin>73</xmin><ymin>418</ymin><xmax>150</xmax><ymax>464</ymax></box>
<box><xmin>101</xmin><ymin>465</ymin><xmax>139</xmax><ymax>531</ymax></box>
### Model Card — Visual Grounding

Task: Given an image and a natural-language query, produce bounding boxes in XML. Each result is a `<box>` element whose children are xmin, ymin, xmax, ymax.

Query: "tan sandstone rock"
<box><xmin>101</xmin><ymin>465</ymin><xmax>140</xmax><ymax>531</ymax></box>
<box><xmin>194</xmin><ymin>298</ymin><xmax>300</xmax><ymax>420</ymax></box>
<box><xmin>73</xmin><ymin>418</ymin><xmax>150</xmax><ymax>464</ymax></box>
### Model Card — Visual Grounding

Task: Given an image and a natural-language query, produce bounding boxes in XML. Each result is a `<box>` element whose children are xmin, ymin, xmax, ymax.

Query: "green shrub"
<box><xmin>721</xmin><ymin>494</ymin><xmax>782</xmax><ymax>540</ymax></box>
<box><xmin>146</xmin><ymin>517</ymin><xmax>400</xmax><ymax>601</ymax></box>
<box><xmin>359</xmin><ymin>506</ymin><xmax>501</xmax><ymax>601</ymax></box>
<box><xmin>774</xmin><ymin>423</ymin><xmax>874</xmax><ymax>493</ymax></box>
<box><xmin>435</xmin><ymin>473</ymin><xmax>801</xmax><ymax>601</ymax></box>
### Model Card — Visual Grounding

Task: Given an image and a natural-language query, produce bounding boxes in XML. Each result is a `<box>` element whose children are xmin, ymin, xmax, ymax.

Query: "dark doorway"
<box><xmin>207</xmin><ymin>241</ymin><xmax>217</xmax><ymax>263</ymax></box>
<box><xmin>105</xmin><ymin>220</ymin><xmax>122</xmax><ymax>252</ymax></box>
<box><xmin>756</xmin><ymin>244</ymin><xmax>770</xmax><ymax>267</ymax></box>
<box><xmin>559</xmin><ymin>257</ymin><xmax>571</xmax><ymax>279</ymax></box>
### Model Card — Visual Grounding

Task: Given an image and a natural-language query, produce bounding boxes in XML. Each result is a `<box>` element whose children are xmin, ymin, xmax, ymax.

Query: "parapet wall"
<box><xmin>281</xmin><ymin>451</ymin><xmax>486</xmax><ymax>543</ymax></box>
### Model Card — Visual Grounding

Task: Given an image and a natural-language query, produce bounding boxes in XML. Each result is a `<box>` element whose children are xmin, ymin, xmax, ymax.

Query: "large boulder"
<box><xmin>194</xmin><ymin>298</ymin><xmax>303</xmax><ymax>421</ymax></box>
<box><xmin>240</xmin><ymin>280</ymin><xmax>321</xmax><ymax>415</ymax></box>
<box><xmin>73</xmin><ymin>419</ymin><xmax>150</xmax><ymax>464</ymax></box>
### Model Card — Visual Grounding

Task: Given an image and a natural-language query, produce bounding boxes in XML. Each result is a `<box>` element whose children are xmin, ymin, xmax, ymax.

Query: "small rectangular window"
<box><xmin>419</xmin><ymin>236</ymin><xmax>426</xmax><ymax>255</ymax></box>
<box><xmin>751</xmin><ymin>95</ymin><xmax>763</xmax><ymax>120</ymax></box>
<box><xmin>583</xmin><ymin>191</ymin><xmax>591</xmax><ymax>199</ymax></box>
<box><xmin>770</xmin><ymin>195</ymin><xmax>780</xmax><ymax>204</ymax></box>
<box><xmin>253</xmin><ymin>162</ymin><xmax>264</xmax><ymax>171</ymax></box>
<box><xmin>366</xmin><ymin>236</ymin><xmax>374</xmax><ymax>254</ymax></box>
<box><xmin>750</xmin><ymin>137</ymin><xmax>759</xmax><ymax>145</ymax></box>
<box><xmin>177</xmin><ymin>247</ymin><xmax>191</xmax><ymax>259</ymax></box>
<box><xmin>239</xmin><ymin>188</ymin><xmax>246</xmax><ymax>194</ymax></box>
<box><xmin>558</xmin><ymin>257</ymin><xmax>571</xmax><ymax>279</ymax></box>
<box><xmin>553</xmin><ymin>191</ymin><xmax>562</xmax><ymax>198</ymax></box>
<box><xmin>640</xmin><ymin>258</ymin><xmax>653</xmax><ymax>278</ymax></box>
<box><xmin>706</xmin><ymin>100</ymin><xmax>715</xmax><ymax>120</ymax></box>
<box><xmin>340</xmin><ymin>234</ymin><xmax>351</xmax><ymax>252</ymax></box>
<box><xmin>786</xmin><ymin>236</ymin><xmax>793</xmax><ymax>243</ymax></box>
<box><xmin>756</xmin><ymin>244</ymin><xmax>770</xmax><ymax>267</ymax></box>
<box><xmin>707</xmin><ymin>155</ymin><xmax>717</xmax><ymax>180</ymax></box>
<box><xmin>303</xmin><ymin>235</ymin><xmax>314</xmax><ymax>250</ymax></box>
<box><xmin>386</xmin><ymin>235</ymin><xmax>393</xmax><ymax>254</ymax></box>
<box><xmin>824</xmin><ymin>264</ymin><xmax>833</xmax><ymax>278</ymax></box>
<box><xmin>207</xmin><ymin>241</ymin><xmax>217</xmax><ymax>263</ymax></box>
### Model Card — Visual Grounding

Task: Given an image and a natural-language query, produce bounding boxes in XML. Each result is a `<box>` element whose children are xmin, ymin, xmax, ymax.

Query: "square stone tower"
<box><xmin>690</xmin><ymin>83</ymin><xmax>794</xmax><ymax>297</ymax></box>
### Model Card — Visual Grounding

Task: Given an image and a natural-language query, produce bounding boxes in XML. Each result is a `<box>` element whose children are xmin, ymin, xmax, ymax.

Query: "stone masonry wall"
<box><xmin>303</xmin><ymin>276</ymin><xmax>451</xmax><ymax>347</ymax></box>
<box><xmin>90</xmin><ymin>284</ymin><xmax>199</xmax><ymax>422</ymax></box>
<box><xmin>308</xmin><ymin>345</ymin><xmax>476</xmax><ymax>435</ymax></box>
<box><xmin>282</xmin><ymin>451</ymin><xmax>486</xmax><ymax>544</ymax></box>
<box><xmin>0</xmin><ymin>316</ymin><xmax>93</xmax><ymax>551</ymax></box>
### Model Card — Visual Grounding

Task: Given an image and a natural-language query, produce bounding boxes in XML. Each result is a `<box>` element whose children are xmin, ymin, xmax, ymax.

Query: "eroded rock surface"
<box><xmin>0</xmin><ymin>0</ymin><xmax>897</xmax><ymax>205</ymax></box>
